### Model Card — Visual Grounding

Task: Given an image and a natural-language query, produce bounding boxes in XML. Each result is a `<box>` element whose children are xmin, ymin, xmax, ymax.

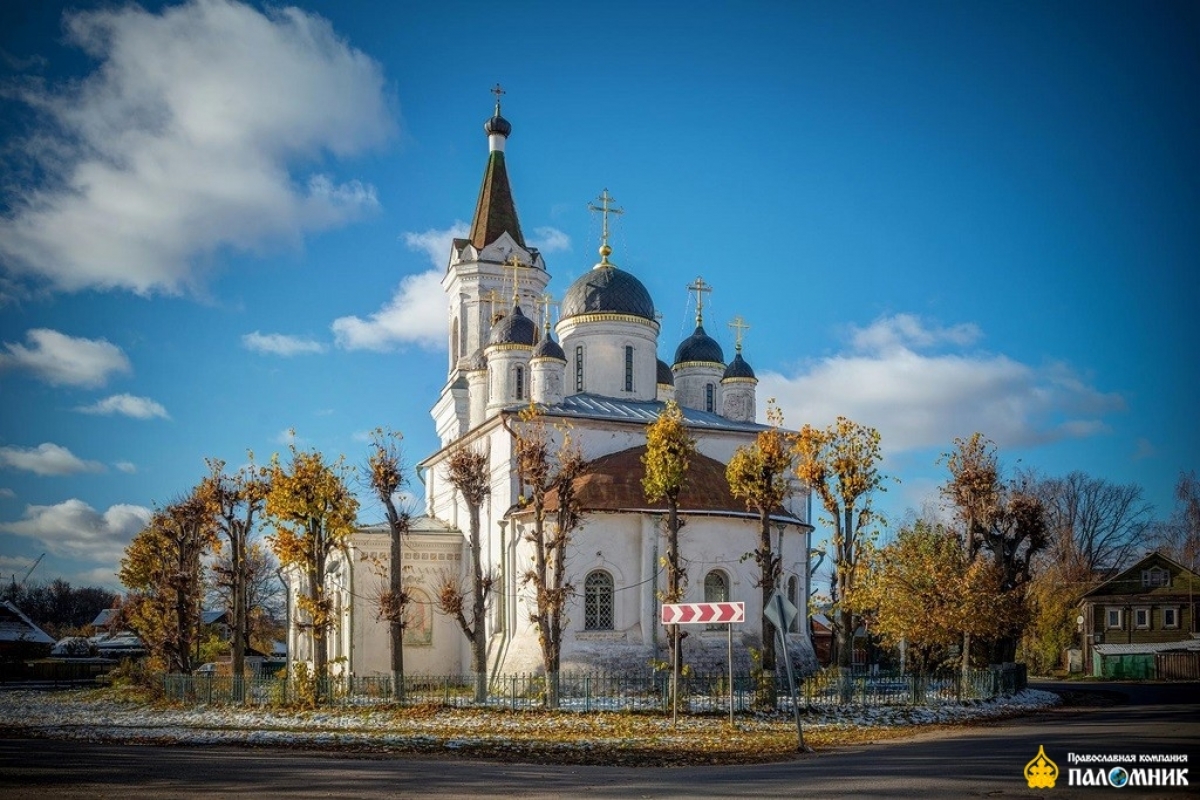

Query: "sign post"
<box><xmin>661</xmin><ymin>602</ymin><xmax>745</xmax><ymax>726</ymax></box>
<box><xmin>764</xmin><ymin>591</ymin><xmax>807</xmax><ymax>751</ymax></box>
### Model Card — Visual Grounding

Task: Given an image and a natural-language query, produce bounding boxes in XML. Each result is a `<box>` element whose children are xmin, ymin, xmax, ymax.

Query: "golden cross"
<box><xmin>587</xmin><ymin>188</ymin><xmax>623</xmax><ymax>264</ymax></box>
<box><xmin>483</xmin><ymin>289</ymin><xmax>504</xmax><ymax>324</ymax></box>
<box><xmin>505</xmin><ymin>255</ymin><xmax>525</xmax><ymax>307</ymax></box>
<box><xmin>539</xmin><ymin>293</ymin><xmax>558</xmax><ymax>333</ymax></box>
<box><xmin>490</xmin><ymin>83</ymin><xmax>505</xmax><ymax>113</ymax></box>
<box><xmin>687</xmin><ymin>276</ymin><xmax>713</xmax><ymax>326</ymax></box>
<box><xmin>729</xmin><ymin>315</ymin><xmax>750</xmax><ymax>352</ymax></box>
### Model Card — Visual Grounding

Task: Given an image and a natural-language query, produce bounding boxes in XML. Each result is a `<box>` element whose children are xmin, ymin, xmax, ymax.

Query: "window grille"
<box><xmin>515</xmin><ymin>366</ymin><xmax>524</xmax><ymax>400</ymax></box>
<box><xmin>624</xmin><ymin>345</ymin><xmax>634</xmax><ymax>392</ymax></box>
<box><xmin>575</xmin><ymin>346</ymin><xmax>584</xmax><ymax>392</ymax></box>
<box><xmin>705</xmin><ymin>383</ymin><xmax>714</xmax><ymax>412</ymax></box>
<box><xmin>584</xmin><ymin>570</ymin><xmax>613</xmax><ymax>630</ymax></box>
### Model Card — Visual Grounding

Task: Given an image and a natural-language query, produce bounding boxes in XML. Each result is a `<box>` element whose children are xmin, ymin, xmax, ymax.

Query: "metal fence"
<box><xmin>162</xmin><ymin>664</ymin><xmax>1026</xmax><ymax>712</ymax></box>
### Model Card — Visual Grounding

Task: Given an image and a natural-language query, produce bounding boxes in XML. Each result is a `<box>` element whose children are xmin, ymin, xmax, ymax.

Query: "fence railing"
<box><xmin>162</xmin><ymin>664</ymin><xmax>1026</xmax><ymax>712</ymax></box>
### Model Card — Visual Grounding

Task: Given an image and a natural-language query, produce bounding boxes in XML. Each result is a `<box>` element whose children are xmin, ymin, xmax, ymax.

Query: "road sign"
<box><xmin>763</xmin><ymin>591</ymin><xmax>798</xmax><ymax>632</ymax></box>
<box><xmin>660</xmin><ymin>602</ymin><xmax>745</xmax><ymax>625</ymax></box>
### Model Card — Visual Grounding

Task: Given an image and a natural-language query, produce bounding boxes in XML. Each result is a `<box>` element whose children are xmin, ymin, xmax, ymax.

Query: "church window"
<box><xmin>575</xmin><ymin>346</ymin><xmax>585</xmax><ymax>392</ymax></box>
<box><xmin>584</xmin><ymin>570</ymin><xmax>614</xmax><ymax>630</ymax></box>
<box><xmin>705</xmin><ymin>383</ymin><xmax>715</xmax><ymax>412</ymax></box>
<box><xmin>515</xmin><ymin>366</ymin><xmax>524</xmax><ymax>400</ymax></box>
<box><xmin>788</xmin><ymin>575</ymin><xmax>800</xmax><ymax>633</ymax></box>
<box><xmin>704</xmin><ymin>570</ymin><xmax>729</xmax><ymax>630</ymax></box>
<box><xmin>624</xmin><ymin>346</ymin><xmax>634</xmax><ymax>392</ymax></box>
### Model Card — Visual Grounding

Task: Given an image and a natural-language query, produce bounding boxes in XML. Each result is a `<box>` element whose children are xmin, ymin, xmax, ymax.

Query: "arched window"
<box><xmin>515</xmin><ymin>365</ymin><xmax>524</xmax><ymax>400</ymax></box>
<box><xmin>624</xmin><ymin>345</ymin><xmax>634</xmax><ymax>392</ymax></box>
<box><xmin>704</xmin><ymin>570</ymin><xmax>729</xmax><ymax>630</ymax></box>
<box><xmin>575</xmin><ymin>345</ymin><xmax>585</xmax><ymax>392</ymax></box>
<box><xmin>705</xmin><ymin>383</ymin><xmax>715</xmax><ymax>412</ymax></box>
<box><xmin>451</xmin><ymin>318</ymin><xmax>460</xmax><ymax>367</ymax></box>
<box><xmin>584</xmin><ymin>570</ymin><xmax>614</xmax><ymax>630</ymax></box>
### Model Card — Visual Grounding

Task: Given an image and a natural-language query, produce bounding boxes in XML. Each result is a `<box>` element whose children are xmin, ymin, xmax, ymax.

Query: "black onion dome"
<box><xmin>673</xmin><ymin>324</ymin><xmax>724</xmax><ymax>366</ymax></box>
<box><xmin>532</xmin><ymin>332</ymin><xmax>566</xmax><ymax>361</ymax></box>
<box><xmin>488</xmin><ymin>305</ymin><xmax>536</xmax><ymax>346</ymax></box>
<box><xmin>484</xmin><ymin>112</ymin><xmax>512</xmax><ymax>137</ymax></box>
<box><xmin>560</xmin><ymin>266</ymin><xmax>656</xmax><ymax>321</ymax></box>
<box><xmin>656</xmin><ymin>358</ymin><xmax>675</xmax><ymax>386</ymax></box>
<box><xmin>722</xmin><ymin>352</ymin><xmax>756</xmax><ymax>380</ymax></box>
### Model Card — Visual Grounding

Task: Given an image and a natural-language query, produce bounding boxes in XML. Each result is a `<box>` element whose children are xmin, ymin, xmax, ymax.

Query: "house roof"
<box><xmin>536</xmin><ymin>444</ymin><xmax>804</xmax><ymax>522</ymax></box>
<box><xmin>1093</xmin><ymin>639</ymin><xmax>1200</xmax><ymax>656</ymax></box>
<box><xmin>1080</xmin><ymin>551</ymin><xmax>1200</xmax><ymax>600</ymax></box>
<box><xmin>0</xmin><ymin>601</ymin><xmax>54</xmax><ymax>645</ymax></box>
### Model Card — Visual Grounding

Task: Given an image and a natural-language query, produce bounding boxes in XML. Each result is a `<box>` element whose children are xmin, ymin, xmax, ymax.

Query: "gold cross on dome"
<box><xmin>505</xmin><ymin>255</ymin><xmax>525</xmax><ymax>307</ymax></box>
<box><xmin>587</xmin><ymin>188</ymin><xmax>623</xmax><ymax>265</ymax></box>
<box><xmin>490</xmin><ymin>83</ymin><xmax>505</xmax><ymax>112</ymax></box>
<box><xmin>483</xmin><ymin>289</ymin><xmax>504</xmax><ymax>324</ymax></box>
<box><xmin>539</xmin><ymin>293</ymin><xmax>558</xmax><ymax>333</ymax></box>
<box><xmin>687</xmin><ymin>276</ymin><xmax>713</xmax><ymax>325</ymax></box>
<box><xmin>729</xmin><ymin>316</ymin><xmax>750</xmax><ymax>352</ymax></box>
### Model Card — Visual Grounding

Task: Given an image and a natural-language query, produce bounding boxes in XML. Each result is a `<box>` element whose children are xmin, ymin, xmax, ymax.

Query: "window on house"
<box><xmin>704</xmin><ymin>570</ymin><xmax>729</xmax><ymax>630</ymax></box>
<box><xmin>1106</xmin><ymin>608</ymin><xmax>1122</xmax><ymax>629</ymax></box>
<box><xmin>584</xmin><ymin>570</ymin><xmax>614</xmax><ymax>630</ymax></box>
<box><xmin>575</xmin><ymin>346</ymin><xmax>584</xmax><ymax>392</ymax></box>
<box><xmin>1143</xmin><ymin>568</ymin><xmax>1170</xmax><ymax>588</ymax></box>
<box><xmin>1164</xmin><ymin>607</ymin><xmax>1179</xmax><ymax>629</ymax></box>
<box><xmin>515</xmin><ymin>366</ymin><xmax>524</xmax><ymax>400</ymax></box>
<box><xmin>624</xmin><ymin>345</ymin><xmax>634</xmax><ymax>392</ymax></box>
<box><xmin>705</xmin><ymin>383</ymin><xmax>714</xmax><ymax>413</ymax></box>
<box><xmin>1135</xmin><ymin>608</ymin><xmax>1150</xmax><ymax>629</ymax></box>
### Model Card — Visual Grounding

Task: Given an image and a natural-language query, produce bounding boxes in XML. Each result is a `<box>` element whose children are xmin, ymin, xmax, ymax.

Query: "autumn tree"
<box><xmin>506</xmin><ymin>405</ymin><xmax>587</xmax><ymax>709</ymax></box>
<box><xmin>266</xmin><ymin>442</ymin><xmax>359</xmax><ymax>696</ymax></box>
<box><xmin>365</xmin><ymin>429</ymin><xmax>412</xmax><ymax>699</ymax></box>
<box><xmin>199</xmin><ymin>457</ymin><xmax>269</xmax><ymax>679</ymax></box>
<box><xmin>440</xmin><ymin>440</ymin><xmax>492</xmax><ymax>703</ymax></box>
<box><xmin>642</xmin><ymin>400</ymin><xmax>696</xmax><ymax>691</ymax></box>
<box><xmin>795</xmin><ymin>416</ymin><xmax>886</xmax><ymax>671</ymax></box>
<box><xmin>209</xmin><ymin>541</ymin><xmax>284</xmax><ymax>654</ymax></box>
<box><xmin>851</xmin><ymin>519</ymin><xmax>1018</xmax><ymax>673</ymax></box>
<box><xmin>120</xmin><ymin>491</ymin><xmax>216</xmax><ymax>674</ymax></box>
<box><xmin>1150</xmin><ymin>470</ymin><xmax>1200</xmax><ymax>568</ymax></box>
<box><xmin>727</xmin><ymin>403</ymin><xmax>795</xmax><ymax>697</ymax></box>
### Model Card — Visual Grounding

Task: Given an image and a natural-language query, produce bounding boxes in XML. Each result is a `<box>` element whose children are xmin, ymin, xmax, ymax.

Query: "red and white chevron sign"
<box><xmin>660</xmin><ymin>602</ymin><xmax>745</xmax><ymax>625</ymax></box>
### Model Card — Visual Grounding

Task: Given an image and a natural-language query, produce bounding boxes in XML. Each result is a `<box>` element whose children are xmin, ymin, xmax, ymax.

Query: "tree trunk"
<box><xmin>232</xmin><ymin>533</ymin><xmax>246</xmax><ymax>679</ymax></box>
<box><xmin>389</xmin><ymin>514</ymin><xmax>405</xmax><ymax>702</ymax></box>
<box><xmin>758</xmin><ymin>508</ymin><xmax>778</xmax><ymax>708</ymax></box>
<box><xmin>665</xmin><ymin>500</ymin><xmax>684</xmax><ymax>699</ymax></box>
<box><xmin>469</xmin><ymin>502</ymin><xmax>487</xmax><ymax>703</ymax></box>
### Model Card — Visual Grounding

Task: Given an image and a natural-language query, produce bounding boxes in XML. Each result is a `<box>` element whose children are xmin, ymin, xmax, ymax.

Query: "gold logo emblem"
<box><xmin>1024</xmin><ymin>745</ymin><xmax>1059</xmax><ymax>789</ymax></box>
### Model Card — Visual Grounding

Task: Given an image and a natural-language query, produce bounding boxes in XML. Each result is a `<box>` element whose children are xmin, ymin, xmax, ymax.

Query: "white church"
<box><xmin>289</xmin><ymin>95</ymin><xmax>818</xmax><ymax>677</ymax></box>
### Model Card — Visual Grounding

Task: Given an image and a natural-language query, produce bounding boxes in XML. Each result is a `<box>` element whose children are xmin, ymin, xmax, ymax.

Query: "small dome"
<box><xmin>532</xmin><ymin>332</ymin><xmax>566</xmax><ymax>361</ymax></box>
<box><xmin>484</xmin><ymin>113</ymin><xmax>511</xmax><ymax>137</ymax></box>
<box><xmin>656</xmin><ymin>358</ymin><xmax>674</xmax><ymax>386</ymax></box>
<box><xmin>488</xmin><ymin>305</ymin><xmax>536</xmax><ymax>346</ymax></box>
<box><xmin>722</xmin><ymin>352</ymin><xmax>756</xmax><ymax>380</ymax></box>
<box><xmin>466</xmin><ymin>349</ymin><xmax>487</xmax><ymax>371</ymax></box>
<box><xmin>561</xmin><ymin>265</ymin><xmax>656</xmax><ymax>322</ymax></box>
<box><xmin>673</xmin><ymin>324</ymin><xmax>724</xmax><ymax>366</ymax></box>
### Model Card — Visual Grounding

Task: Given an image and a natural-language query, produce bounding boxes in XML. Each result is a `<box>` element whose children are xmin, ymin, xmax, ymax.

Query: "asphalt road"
<box><xmin>1</xmin><ymin>681</ymin><xmax>1196</xmax><ymax>799</ymax></box>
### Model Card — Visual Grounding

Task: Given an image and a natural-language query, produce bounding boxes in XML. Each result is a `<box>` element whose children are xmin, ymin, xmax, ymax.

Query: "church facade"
<box><xmin>290</xmin><ymin>97</ymin><xmax>818</xmax><ymax>678</ymax></box>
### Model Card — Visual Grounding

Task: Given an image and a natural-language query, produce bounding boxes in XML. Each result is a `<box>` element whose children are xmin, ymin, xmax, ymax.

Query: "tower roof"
<box><xmin>561</xmin><ymin>265</ymin><xmax>656</xmax><ymax>321</ymax></box>
<box><xmin>532</xmin><ymin>330</ymin><xmax>566</xmax><ymax>361</ymax></box>
<box><xmin>468</xmin><ymin>96</ymin><xmax>524</xmax><ymax>250</ymax></box>
<box><xmin>656</xmin><ymin>358</ymin><xmax>675</xmax><ymax>386</ymax></box>
<box><xmin>488</xmin><ymin>305</ymin><xmax>537</xmax><ymax>347</ymax></box>
<box><xmin>722</xmin><ymin>351</ymin><xmax>756</xmax><ymax>380</ymax></box>
<box><xmin>674</xmin><ymin>324</ymin><xmax>724</xmax><ymax>366</ymax></box>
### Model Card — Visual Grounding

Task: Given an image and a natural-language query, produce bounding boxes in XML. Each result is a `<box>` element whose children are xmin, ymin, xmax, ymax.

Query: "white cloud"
<box><xmin>0</xmin><ymin>499</ymin><xmax>151</xmax><ymax>565</ymax></box>
<box><xmin>75</xmin><ymin>393</ymin><xmax>169</xmax><ymax>419</ymax></box>
<box><xmin>331</xmin><ymin>269</ymin><xmax>445</xmax><ymax>351</ymax></box>
<box><xmin>113</xmin><ymin>461</ymin><xmax>137</xmax><ymax>474</ymax></box>
<box><xmin>0</xmin><ymin>328</ymin><xmax>131</xmax><ymax>387</ymax></box>
<box><xmin>0</xmin><ymin>0</ymin><xmax>393</xmax><ymax>295</ymax></box>
<box><xmin>0</xmin><ymin>443</ymin><xmax>105</xmax><ymax>476</ymax></box>
<box><xmin>761</xmin><ymin>314</ymin><xmax>1124</xmax><ymax>453</ymax></box>
<box><xmin>242</xmin><ymin>331</ymin><xmax>327</xmax><ymax>356</ymax></box>
<box><xmin>403</xmin><ymin>221</ymin><xmax>469</xmax><ymax>269</ymax></box>
<box><xmin>0</xmin><ymin>488</ymin><xmax>16</xmax><ymax>499</ymax></box>
<box><xmin>529</xmin><ymin>226</ymin><xmax>570</xmax><ymax>254</ymax></box>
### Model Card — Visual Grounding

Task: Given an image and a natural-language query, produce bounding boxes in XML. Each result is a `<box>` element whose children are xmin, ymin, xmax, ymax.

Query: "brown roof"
<box><xmin>468</xmin><ymin>151</ymin><xmax>525</xmax><ymax>249</ymax></box>
<box><xmin>541</xmin><ymin>445</ymin><xmax>794</xmax><ymax>518</ymax></box>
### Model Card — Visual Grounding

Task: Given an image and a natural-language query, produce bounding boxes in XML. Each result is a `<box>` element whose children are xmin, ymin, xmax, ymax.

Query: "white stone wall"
<box><xmin>557</xmin><ymin>316</ymin><xmax>660</xmax><ymax>401</ymax></box>
<box><xmin>673</xmin><ymin>363</ymin><xmax>724</xmax><ymax>413</ymax></box>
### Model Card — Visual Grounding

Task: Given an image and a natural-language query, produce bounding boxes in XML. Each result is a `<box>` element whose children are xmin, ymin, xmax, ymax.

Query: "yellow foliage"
<box><xmin>642</xmin><ymin>400</ymin><xmax>696</xmax><ymax>504</ymax></box>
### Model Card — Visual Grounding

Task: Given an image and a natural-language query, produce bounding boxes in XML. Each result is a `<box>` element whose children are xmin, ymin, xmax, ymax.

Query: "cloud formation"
<box><xmin>242</xmin><ymin>331</ymin><xmax>327</xmax><ymax>356</ymax></box>
<box><xmin>529</xmin><ymin>226</ymin><xmax>571</xmax><ymax>254</ymax></box>
<box><xmin>0</xmin><ymin>443</ymin><xmax>106</xmax><ymax>476</ymax></box>
<box><xmin>331</xmin><ymin>222</ymin><xmax>469</xmax><ymax>351</ymax></box>
<box><xmin>0</xmin><ymin>329</ymin><xmax>131</xmax><ymax>387</ymax></box>
<box><xmin>1</xmin><ymin>499</ymin><xmax>151</xmax><ymax>566</ymax></box>
<box><xmin>0</xmin><ymin>0</ymin><xmax>394</xmax><ymax>295</ymax></box>
<box><xmin>76</xmin><ymin>393</ymin><xmax>169</xmax><ymax>419</ymax></box>
<box><xmin>761</xmin><ymin>314</ymin><xmax>1124</xmax><ymax>453</ymax></box>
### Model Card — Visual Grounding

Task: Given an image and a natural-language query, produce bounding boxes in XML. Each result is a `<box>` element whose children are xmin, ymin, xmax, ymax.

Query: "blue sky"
<box><xmin>0</xmin><ymin>0</ymin><xmax>1196</xmax><ymax>590</ymax></box>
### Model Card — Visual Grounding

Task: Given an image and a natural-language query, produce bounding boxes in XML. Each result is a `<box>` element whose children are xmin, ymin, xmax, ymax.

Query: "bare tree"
<box><xmin>440</xmin><ymin>442</ymin><xmax>492</xmax><ymax>702</ymax></box>
<box><xmin>1032</xmin><ymin>470</ymin><xmax>1153</xmax><ymax>576</ymax></box>
<box><xmin>1149</xmin><ymin>470</ymin><xmax>1200</xmax><ymax>568</ymax></box>
<box><xmin>366</xmin><ymin>429</ymin><xmax>411</xmax><ymax>700</ymax></box>
<box><xmin>505</xmin><ymin>406</ymin><xmax>587</xmax><ymax>709</ymax></box>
